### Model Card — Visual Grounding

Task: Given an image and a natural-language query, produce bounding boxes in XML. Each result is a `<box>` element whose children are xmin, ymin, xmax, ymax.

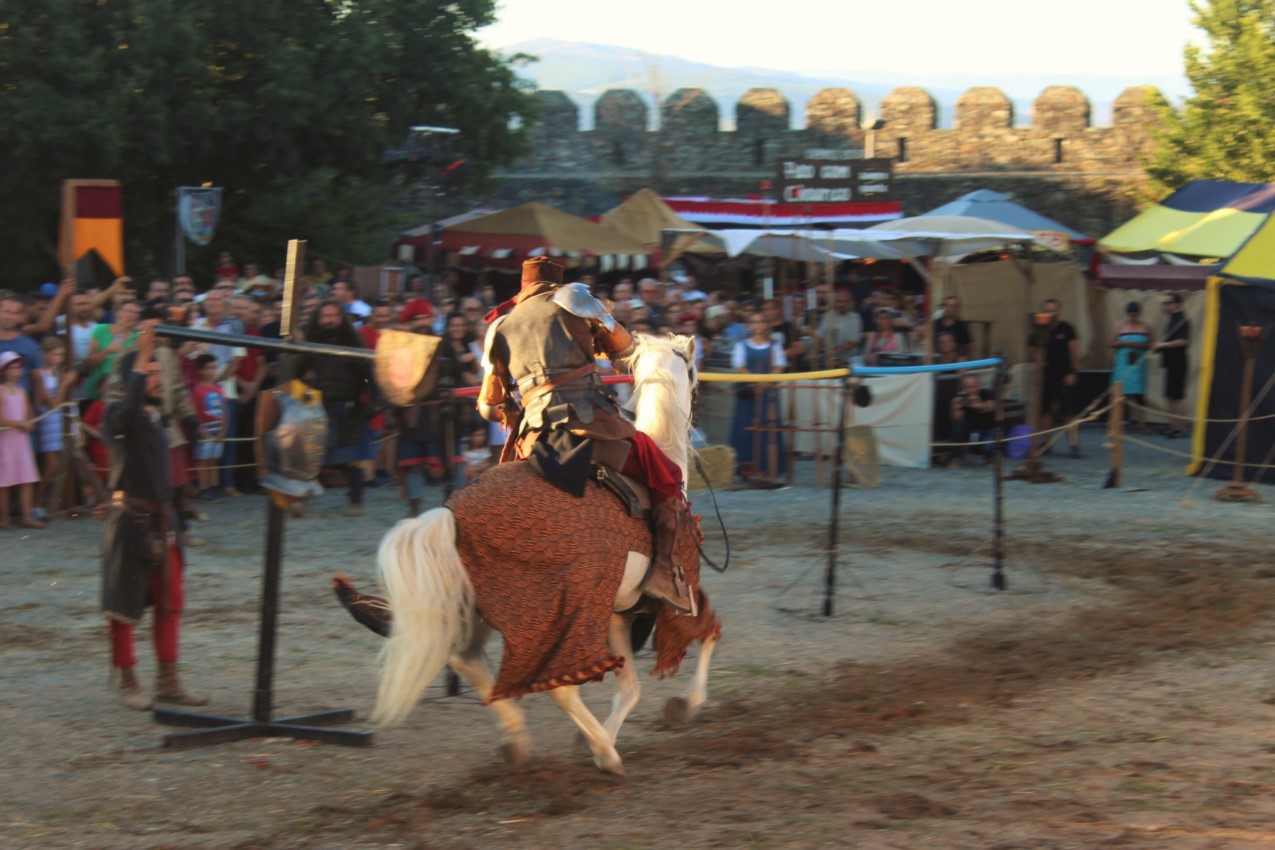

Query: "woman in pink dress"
<box><xmin>0</xmin><ymin>351</ymin><xmax>43</xmax><ymax>529</ymax></box>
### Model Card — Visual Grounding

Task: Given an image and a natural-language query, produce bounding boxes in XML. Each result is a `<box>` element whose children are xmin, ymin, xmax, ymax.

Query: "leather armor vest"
<box><xmin>497</xmin><ymin>291</ymin><xmax>616</xmax><ymax>431</ymax></box>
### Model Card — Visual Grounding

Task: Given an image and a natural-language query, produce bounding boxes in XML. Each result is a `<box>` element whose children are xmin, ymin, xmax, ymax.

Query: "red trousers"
<box><xmin>622</xmin><ymin>432</ymin><xmax>684</xmax><ymax>505</ymax></box>
<box><xmin>109</xmin><ymin>544</ymin><xmax>184</xmax><ymax>668</ymax></box>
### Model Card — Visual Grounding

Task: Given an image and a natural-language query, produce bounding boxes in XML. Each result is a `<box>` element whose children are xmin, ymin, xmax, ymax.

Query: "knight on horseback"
<box><xmin>478</xmin><ymin>257</ymin><xmax>698</xmax><ymax>614</ymax></box>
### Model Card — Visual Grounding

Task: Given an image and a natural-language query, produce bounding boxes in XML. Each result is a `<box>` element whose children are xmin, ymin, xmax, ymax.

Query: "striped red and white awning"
<box><xmin>661</xmin><ymin>196</ymin><xmax>902</xmax><ymax>227</ymax></box>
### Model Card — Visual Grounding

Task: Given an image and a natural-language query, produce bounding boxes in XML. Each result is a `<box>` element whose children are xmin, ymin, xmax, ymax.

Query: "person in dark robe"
<box><xmin>101</xmin><ymin>321</ymin><xmax>207</xmax><ymax>710</ymax></box>
<box><xmin>300</xmin><ymin>302</ymin><xmax>373</xmax><ymax>516</ymax></box>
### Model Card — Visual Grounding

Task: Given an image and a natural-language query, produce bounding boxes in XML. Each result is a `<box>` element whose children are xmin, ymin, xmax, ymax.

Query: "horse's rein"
<box><xmin>693</xmin><ymin>455</ymin><xmax>731</xmax><ymax>573</ymax></box>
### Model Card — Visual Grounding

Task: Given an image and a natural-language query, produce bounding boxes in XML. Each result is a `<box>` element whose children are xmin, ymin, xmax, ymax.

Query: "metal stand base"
<box><xmin>153</xmin><ymin>501</ymin><xmax>373</xmax><ymax>750</ymax></box>
<box><xmin>155</xmin><ymin>707</ymin><xmax>372</xmax><ymax>749</ymax></box>
<box><xmin>1004</xmin><ymin>458</ymin><xmax>1062</xmax><ymax>484</ymax></box>
<box><xmin>1214</xmin><ymin>483</ymin><xmax>1262</xmax><ymax>503</ymax></box>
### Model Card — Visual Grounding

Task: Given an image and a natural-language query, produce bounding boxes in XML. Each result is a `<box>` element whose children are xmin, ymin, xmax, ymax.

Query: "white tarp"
<box><xmin>791</xmin><ymin>374</ymin><xmax>935</xmax><ymax>469</ymax></box>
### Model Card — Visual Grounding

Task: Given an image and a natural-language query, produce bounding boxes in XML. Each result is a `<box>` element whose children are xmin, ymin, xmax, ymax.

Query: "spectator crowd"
<box><xmin>0</xmin><ymin>258</ymin><xmax>1192</xmax><ymax>526</ymax></box>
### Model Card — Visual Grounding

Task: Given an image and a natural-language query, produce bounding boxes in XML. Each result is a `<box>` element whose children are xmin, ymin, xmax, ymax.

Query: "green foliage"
<box><xmin>1147</xmin><ymin>0</ymin><xmax>1275</xmax><ymax>195</ymax></box>
<box><xmin>0</xmin><ymin>0</ymin><xmax>538</xmax><ymax>285</ymax></box>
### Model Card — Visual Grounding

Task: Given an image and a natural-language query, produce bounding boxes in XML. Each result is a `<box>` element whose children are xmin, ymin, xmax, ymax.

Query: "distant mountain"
<box><xmin>496</xmin><ymin>38</ymin><xmax>1189</xmax><ymax>131</ymax></box>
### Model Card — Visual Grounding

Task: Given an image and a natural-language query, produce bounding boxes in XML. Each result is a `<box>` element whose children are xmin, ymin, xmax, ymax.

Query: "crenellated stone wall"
<box><xmin>443</xmin><ymin>84</ymin><xmax>1168</xmax><ymax>239</ymax></box>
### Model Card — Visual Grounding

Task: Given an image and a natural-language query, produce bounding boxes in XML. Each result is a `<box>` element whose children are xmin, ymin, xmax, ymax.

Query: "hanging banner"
<box><xmin>60</xmin><ymin>179</ymin><xmax>125</xmax><ymax>276</ymax></box>
<box><xmin>177</xmin><ymin>186</ymin><xmax>223</xmax><ymax>246</ymax></box>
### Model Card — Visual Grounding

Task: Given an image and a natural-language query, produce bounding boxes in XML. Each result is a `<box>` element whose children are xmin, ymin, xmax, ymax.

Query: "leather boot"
<box><xmin>641</xmin><ymin>499</ymin><xmax>697</xmax><ymax>615</ymax></box>
<box><xmin>116</xmin><ymin>665</ymin><xmax>153</xmax><ymax>711</ymax></box>
<box><xmin>155</xmin><ymin>661</ymin><xmax>209</xmax><ymax>706</ymax></box>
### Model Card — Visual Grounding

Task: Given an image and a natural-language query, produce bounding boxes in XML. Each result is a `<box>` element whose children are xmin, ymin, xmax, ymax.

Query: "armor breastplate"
<box><xmin>261</xmin><ymin>387</ymin><xmax>328</xmax><ymax>497</ymax></box>
<box><xmin>499</xmin><ymin>291</ymin><xmax>613</xmax><ymax>430</ymax></box>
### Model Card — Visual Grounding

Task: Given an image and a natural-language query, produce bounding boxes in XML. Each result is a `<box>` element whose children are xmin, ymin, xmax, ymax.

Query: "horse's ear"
<box><xmin>682</xmin><ymin>334</ymin><xmax>696</xmax><ymax>365</ymax></box>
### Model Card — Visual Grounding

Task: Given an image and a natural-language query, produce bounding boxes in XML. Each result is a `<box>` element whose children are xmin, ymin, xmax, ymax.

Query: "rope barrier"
<box><xmin>874</xmin><ymin>403</ymin><xmax>1114</xmax><ymax>449</ymax></box>
<box><xmin>1123</xmin><ymin>433</ymin><xmax>1275</xmax><ymax>472</ymax></box>
<box><xmin>697</xmin><ymin>358</ymin><xmax>1002</xmax><ymax>384</ymax></box>
<box><xmin>0</xmin><ymin>401</ymin><xmax>75</xmax><ymax>431</ymax></box>
<box><xmin>1124</xmin><ymin>397</ymin><xmax>1275</xmax><ymax>424</ymax></box>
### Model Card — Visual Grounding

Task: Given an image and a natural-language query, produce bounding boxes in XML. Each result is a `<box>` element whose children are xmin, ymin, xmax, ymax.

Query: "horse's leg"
<box><xmin>665</xmin><ymin>634</ymin><xmax>718</xmax><ymax>724</ymax></box>
<box><xmin>448</xmin><ymin>621</ymin><xmax>531</xmax><ymax>767</ymax></box>
<box><xmin>601</xmin><ymin>614</ymin><xmax>640</xmax><ymax>744</ymax></box>
<box><xmin>549</xmin><ymin>685</ymin><xmax>625</xmax><ymax>776</ymax></box>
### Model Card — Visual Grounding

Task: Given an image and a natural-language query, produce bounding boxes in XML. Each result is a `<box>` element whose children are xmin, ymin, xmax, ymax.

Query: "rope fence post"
<box><xmin>991</xmin><ymin>353</ymin><xmax>1007</xmax><ymax>591</ymax></box>
<box><xmin>823</xmin><ymin>373</ymin><xmax>852</xmax><ymax>618</ymax></box>
<box><xmin>1105</xmin><ymin>381</ymin><xmax>1124</xmax><ymax>490</ymax></box>
<box><xmin>1214</xmin><ymin>323</ymin><xmax>1267</xmax><ymax>504</ymax></box>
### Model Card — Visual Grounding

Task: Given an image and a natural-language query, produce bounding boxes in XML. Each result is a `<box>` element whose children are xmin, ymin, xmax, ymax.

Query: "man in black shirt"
<box><xmin>1153</xmin><ymin>292</ymin><xmax>1190</xmax><ymax>437</ymax></box>
<box><xmin>948</xmin><ymin>374</ymin><xmax>997</xmax><ymax>467</ymax></box>
<box><xmin>933</xmin><ymin>296</ymin><xmax>973</xmax><ymax>357</ymax></box>
<box><xmin>1029</xmin><ymin>298</ymin><xmax>1081</xmax><ymax>456</ymax></box>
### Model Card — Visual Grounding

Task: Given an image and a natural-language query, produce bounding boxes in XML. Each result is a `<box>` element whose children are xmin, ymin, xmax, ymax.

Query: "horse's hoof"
<box><xmin>664</xmin><ymin>696</ymin><xmax>691</xmax><ymax>725</ymax></box>
<box><xmin>595</xmin><ymin>754</ymin><xmax>626</xmax><ymax>776</ymax></box>
<box><xmin>500</xmin><ymin>741</ymin><xmax>530</xmax><ymax>767</ymax></box>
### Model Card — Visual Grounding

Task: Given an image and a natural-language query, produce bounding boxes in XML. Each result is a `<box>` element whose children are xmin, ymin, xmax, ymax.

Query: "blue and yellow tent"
<box><xmin>1100</xmin><ymin>180</ymin><xmax>1275</xmax><ymax>261</ymax></box>
<box><xmin>1191</xmin><ymin>211</ymin><xmax>1275</xmax><ymax>483</ymax></box>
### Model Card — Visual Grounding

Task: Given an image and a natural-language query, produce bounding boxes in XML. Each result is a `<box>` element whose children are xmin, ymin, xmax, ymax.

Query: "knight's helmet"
<box><xmin>260</xmin><ymin>384</ymin><xmax>328</xmax><ymax>498</ymax></box>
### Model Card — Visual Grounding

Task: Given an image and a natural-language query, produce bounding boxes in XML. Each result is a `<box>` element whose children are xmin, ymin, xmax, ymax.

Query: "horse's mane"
<box><xmin>622</xmin><ymin>333</ymin><xmax>697</xmax><ymax>484</ymax></box>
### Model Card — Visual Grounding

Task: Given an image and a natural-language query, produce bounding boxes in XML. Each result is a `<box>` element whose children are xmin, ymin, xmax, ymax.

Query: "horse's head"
<box><xmin>623</xmin><ymin>333</ymin><xmax>697</xmax><ymax>481</ymax></box>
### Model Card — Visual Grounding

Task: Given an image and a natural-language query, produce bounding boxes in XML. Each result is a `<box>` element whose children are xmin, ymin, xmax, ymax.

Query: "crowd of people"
<box><xmin>0</xmin><ymin>262</ymin><xmax>1195</xmax><ymax>520</ymax></box>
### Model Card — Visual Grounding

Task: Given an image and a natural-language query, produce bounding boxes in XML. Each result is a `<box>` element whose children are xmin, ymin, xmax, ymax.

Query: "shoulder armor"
<box><xmin>481</xmin><ymin>314</ymin><xmax>506</xmax><ymax>374</ymax></box>
<box><xmin>551</xmin><ymin>283</ymin><xmax>615</xmax><ymax>332</ymax></box>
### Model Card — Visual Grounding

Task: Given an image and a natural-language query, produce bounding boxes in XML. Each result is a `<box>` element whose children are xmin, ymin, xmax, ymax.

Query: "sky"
<box><xmin>478</xmin><ymin>0</ymin><xmax>1199</xmax><ymax>83</ymax></box>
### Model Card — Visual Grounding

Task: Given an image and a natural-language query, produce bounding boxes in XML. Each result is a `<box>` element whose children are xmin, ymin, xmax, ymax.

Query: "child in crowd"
<box><xmin>191</xmin><ymin>354</ymin><xmax>227</xmax><ymax>498</ymax></box>
<box><xmin>0</xmin><ymin>351</ymin><xmax>42</xmax><ymax>528</ymax></box>
<box><xmin>462</xmin><ymin>428</ymin><xmax>492</xmax><ymax>484</ymax></box>
<box><xmin>33</xmin><ymin>336</ymin><xmax>79</xmax><ymax>515</ymax></box>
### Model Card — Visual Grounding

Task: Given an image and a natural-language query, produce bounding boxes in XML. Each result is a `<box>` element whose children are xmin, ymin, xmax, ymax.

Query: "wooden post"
<box><xmin>1214</xmin><ymin>324</ymin><xmax>1266</xmax><ymax>503</ymax></box>
<box><xmin>1104</xmin><ymin>381</ymin><xmax>1124</xmax><ymax>490</ymax></box>
<box><xmin>280</xmin><ymin>240</ymin><xmax>308</xmax><ymax>342</ymax></box>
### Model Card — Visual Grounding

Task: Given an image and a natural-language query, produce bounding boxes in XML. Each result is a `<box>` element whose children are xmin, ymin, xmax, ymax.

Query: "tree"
<box><xmin>0</xmin><ymin>0</ymin><xmax>538</xmax><ymax>285</ymax></box>
<box><xmin>1146</xmin><ymin>0</ymin><xmax>1275</xmax><ymax>195</ymax></box>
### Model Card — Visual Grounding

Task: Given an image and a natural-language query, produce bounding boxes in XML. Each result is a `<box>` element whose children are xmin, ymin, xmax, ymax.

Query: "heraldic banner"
<box><xmin>177</xmin><ymin>186</ymin><xmax>223</xmax><ymax>246</ymax></box>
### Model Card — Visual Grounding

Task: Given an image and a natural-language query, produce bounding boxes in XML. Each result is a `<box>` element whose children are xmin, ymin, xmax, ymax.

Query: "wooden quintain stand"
<box><xmin>153</xmin><ymin>240</ymin><xmax>373</xmax><ymax>748</ymax></box>
<box><xmin>1214</xmin><ymin>323</ymin><xmax>1267</xmax><ymax>504</ymax></box>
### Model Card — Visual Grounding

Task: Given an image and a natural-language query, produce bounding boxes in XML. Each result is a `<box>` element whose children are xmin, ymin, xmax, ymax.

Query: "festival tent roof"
<box><xmin>866</xmin><ymin>215</ymin><xmax>1041</xmax><ymax>256</ymax></box>
<box><xmin>660</xmin><ymin>196</ymin><xmax>902</xmax><ymax>227</ymax></box>
<box><xmin>921</xmin><ymin>189</ymin><xmax>1090</xmax><ymax>244</ymax></box>
<box><xmin>1096</xmin><ymin>263</ymin><xmax>1214</xmax><ymax>291</ymax></box>
<box><xmin>693</xmin><ymin>219</ymin><xmax>1043</xmax><ymax>262</ymax></box>
<box><xmin>1097</xmin><ymin>180</ymin><xmax>1275</xmax><ymax>260</ymax></box>
<box><xmin>1215</xmin><ymin>209</ymin><xmax>1275</xmax><ymax>289</ymax></box>
<box><xmin>434</xmin><ymin>202</ymin><xmax>649</xmax><ymax>262</ymax></box>
<box><xmin>600</xmin><ymin>189</ymin><xmax>707</xmax><ymax>247</ymax></box>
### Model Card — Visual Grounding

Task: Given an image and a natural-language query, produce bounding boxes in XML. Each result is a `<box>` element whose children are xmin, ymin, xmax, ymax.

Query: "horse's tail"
<box><xmin>372</xmin><ymin>507</ymin><xmax>474</xmax><ymax>727</ymax></box>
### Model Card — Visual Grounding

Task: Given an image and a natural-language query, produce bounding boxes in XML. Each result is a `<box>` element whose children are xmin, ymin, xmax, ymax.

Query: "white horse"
<box><xmin>360</xmin><ymin>334</ymin><xmax>719</xmax><ymax>775</ymax></box>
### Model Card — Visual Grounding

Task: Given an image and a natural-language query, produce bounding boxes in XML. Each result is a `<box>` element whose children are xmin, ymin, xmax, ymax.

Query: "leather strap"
<box><xmin>520</xmin><ymin>362</ymin><xmax>598</xmax><ymax>404</ymax></box>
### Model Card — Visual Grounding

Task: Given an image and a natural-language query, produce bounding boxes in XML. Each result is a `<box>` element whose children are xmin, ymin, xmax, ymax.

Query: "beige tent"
<box><xmin>945</xmin><ymin>260</ymin><xmax>1092</xmax><ymax>367</ymax></box>
<box><xmin>600</xmin><ymin>189</ymin><xmax>720</xmax><ymax>268</ymax></box>
<box><xmin>438</xmin><ymin>201</ymin><xmax>649</xmax><ymax>260</ymax></box>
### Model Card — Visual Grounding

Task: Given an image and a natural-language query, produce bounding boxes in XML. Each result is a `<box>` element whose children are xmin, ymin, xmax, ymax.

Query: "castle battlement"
<box><xmin>521</xmin><ymin>84</ymin><xmax>1165</xmax><ymax>174</ymax></box>
<box><xmin>454</xmin><ymin>84</ymin><xmax>1167</xmax><ymax>243</ymax></box>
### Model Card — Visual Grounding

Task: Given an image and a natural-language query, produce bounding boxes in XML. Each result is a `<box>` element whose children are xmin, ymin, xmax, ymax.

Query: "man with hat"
<box><xmin>478</xmin><ymin>257</ymin><xmax>699</xmax><ymax>613</ymax></box>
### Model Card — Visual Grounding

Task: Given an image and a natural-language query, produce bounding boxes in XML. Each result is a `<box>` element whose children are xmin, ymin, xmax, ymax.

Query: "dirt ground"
<box><xmin>4</xmin><ymin>435</ymin><xmax>1275</xmax><ymax>850</ymax></box>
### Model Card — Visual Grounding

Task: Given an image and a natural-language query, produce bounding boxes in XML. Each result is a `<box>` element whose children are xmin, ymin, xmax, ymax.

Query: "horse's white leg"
<box><xmin>666</xmin><ymin>634</ymin><xmax>718</xmax><ymax>724</ymax></box>
<box><xmin>601</xmin><ymin>614</ymin><xmax>640</xmax><ymax>744</ymax></box>
<box><xmin>447</xmin><ymin>621</ymin><xmax>531</xmax><ymax>767</ymax></box>
<box><xmin>549</xmin><ymin>685</ymin><xmax>625</xmax><ymax>776</ymax></box>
